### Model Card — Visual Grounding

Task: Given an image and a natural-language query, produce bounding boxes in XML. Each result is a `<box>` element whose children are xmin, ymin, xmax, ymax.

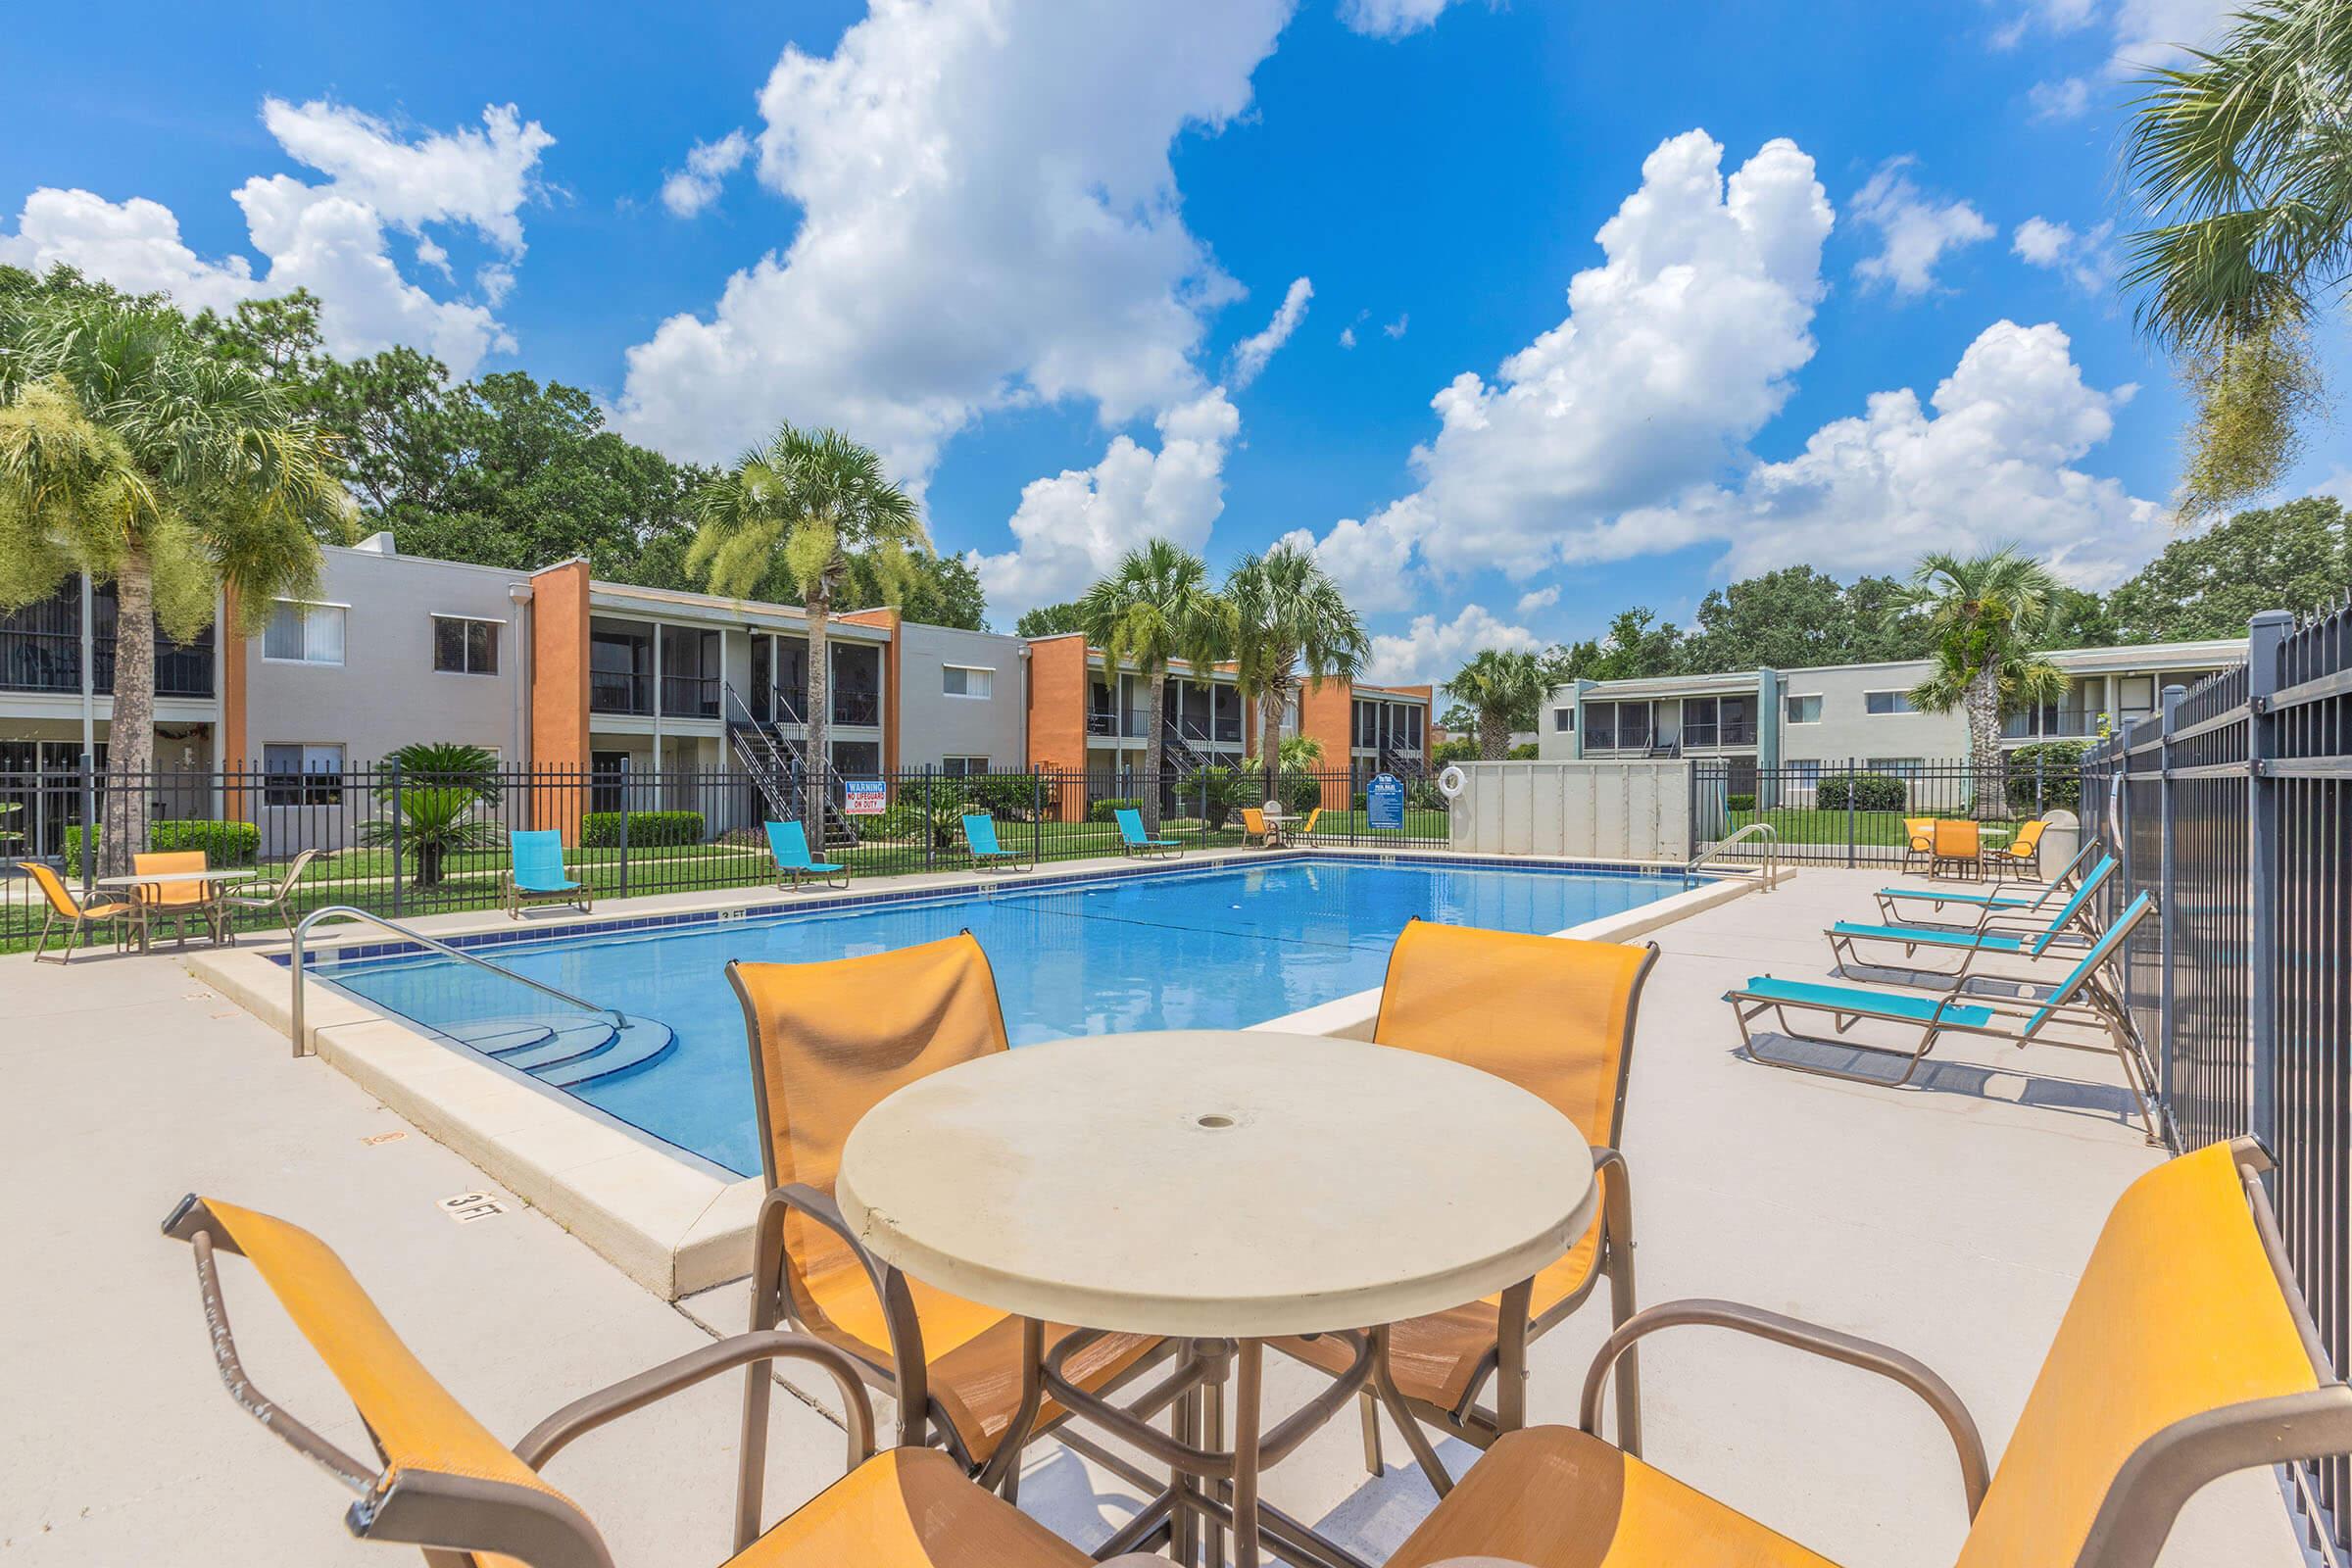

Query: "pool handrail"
<box><xmin>1688</xmin><ymin>820</ymin><xmax>1778</xmax><ymax>892</ymax></box>
<box><xmin>287</xmin><ymin>905</ymin><xmax>622</xmax><ymax>1059</ymax></box>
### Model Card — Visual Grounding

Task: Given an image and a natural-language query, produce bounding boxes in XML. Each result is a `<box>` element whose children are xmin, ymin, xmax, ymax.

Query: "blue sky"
<box><xmin>5</xmin><ymin>0</ymin><xmax>2333</xmax><ymax>678</ymax></box>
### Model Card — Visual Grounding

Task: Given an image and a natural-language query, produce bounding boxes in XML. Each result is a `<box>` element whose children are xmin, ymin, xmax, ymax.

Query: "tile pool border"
<box><xmin>188</xmin><ymin>851</ymin><xmax>1784</xmax><ymax>1298</ymax></box>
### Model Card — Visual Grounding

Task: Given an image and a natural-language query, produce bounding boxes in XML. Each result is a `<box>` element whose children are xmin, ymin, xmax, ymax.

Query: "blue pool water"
<box><xmin>314</xmin><ymin>857</ymin><xmax>1700</xmax><ymax>1176</ymax></box>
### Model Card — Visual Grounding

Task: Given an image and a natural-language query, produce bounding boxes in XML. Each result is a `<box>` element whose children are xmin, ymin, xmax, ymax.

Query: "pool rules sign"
<box><xmin>1366</xmin><ymin>772</ymin><xmax>1405</xmax><ymax>831</ymax></box>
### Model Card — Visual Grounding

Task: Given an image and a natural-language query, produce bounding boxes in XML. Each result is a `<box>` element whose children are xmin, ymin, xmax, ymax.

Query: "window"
<box><xmin>1868</xmin><ymin>757</ymin><xmax>1925</xmax><ymax>777</ymax></box>
<box><xmin>263</xmin><ymin>743</ymin><xmax>345</xmax><ymax>805</ymax></box>
<box><xmin>1785</xmin><ymin>694</ymin><xmax>1823</xmax><ymax>724</ymax></box>
<box><xmin>1553</xmin><ymin>707</ymin><xmax>1575</xmax><ymax>733</ymax></box>
<box><xmin>1864</xmin><ymin>690</ymin><xmax>1917</xmax><ymax>716</ymax></box>
<box><xmin>1618</xmin><ymin>702</ymin><xmax>1651</xmax><ymax>751</ymax></box>
<box><xmin>1682</xmin><ymin>696</ymin><xmax>1719</xmax><ymax>749</ymax></box>
<box><xmin>432</xmin><ymin>615</ymin><xmax>500</xmax><ymax>675</ymax></box>
<box><xmin>1585</xmin><ymin>703</ymin><xmax>1617</xmax><ymax>750</ymax></box>
<box><xmin>1788</xmin><ymin>759</ymin><xmax>1822</xmax><ymax>794</ymax></box>
<box><xmin>942</xmin><ymin>664</ymin><xmax>994</xmax><ymax>699</ymax></box>
<box><xmin>264</xmin><ymin>601</ymin><xmax>345</xmax><ymax>665</ymax></box>
<box><xmin>941</xmin><ymin>756</ymin><xmax>990</xmax><ymax>776</ymax></box>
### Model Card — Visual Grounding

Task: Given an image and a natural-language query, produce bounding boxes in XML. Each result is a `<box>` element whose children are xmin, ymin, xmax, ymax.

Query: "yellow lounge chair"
<box><xmin>1275</xmin><ymin>919</ymin><xmax>1660</xmax><ymax>1489</ymax></box>
<box><xmin>132</xmin><ymin>849</ymin><xmax>222</xmax><ymax>945</ymax></box>
<box><xmin>1901</xmin><ymin>816</ymin><xmax>1936</xmax><ymax>876</ymax></box>
<box><xmin>1388</xmin><ymin>1138</ymin><xmax>2352</xmax><ymax>1568</ymax></box>
<box><xmin>160</xmin><ymin>1195</ymin><xmax>1161</xmax><ymax>1568</ymax></box>
<box><xmin>21</xmin><ymin>860</ymin><xmax>137</xmax><ymax>962</ymax></box>
<box><xmin>726</xmin><ymin>933</ymin><xmax>1163</xmax><ymax>1502</ymax></box>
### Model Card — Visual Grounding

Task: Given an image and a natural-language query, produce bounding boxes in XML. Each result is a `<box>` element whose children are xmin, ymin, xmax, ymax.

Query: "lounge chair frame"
<box><xmin>1828</xmin><ymin>856</ymin><xmax>2115</xmax><ymax>985</ymax></box>
<box><xmin>503</xmin><ymin>831</ymin><xmax>593</xmax><ymax>918</ymax></box>
<box><xmin>218</xmin><ymin>848</ymin><xmax>320</xmax><ymax>939</ymax></box>
<box><xmin>1567</xmin><ymin>1141</ymin><xmax>2352</xmax><ymax>1568</ymax></box>
<box><xmin>1732</xmin><ymin>896</ymin><xmax>2164</xmax><ymax>1143</ymax></box>
<box><xmin>765</xmin><ymin>819</ymin><xmax>850</xmax><ymax>891</ymax></box>
<box><xmin>959</xmin><ymin>810</ymin><xmax>1036</xmax><ymax>874</ymax></box>
<box><xmin>1872</xmin><ymin>838</ymin><xmax>2101</xmax><ymax>926</ymax></box>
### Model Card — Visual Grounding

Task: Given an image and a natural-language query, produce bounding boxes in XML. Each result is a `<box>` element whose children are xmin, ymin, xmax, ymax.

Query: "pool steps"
<box><xmin>443</xmin><ymin>1013</ymin><xmax>677</xmax><ymax>1089</ymax></box>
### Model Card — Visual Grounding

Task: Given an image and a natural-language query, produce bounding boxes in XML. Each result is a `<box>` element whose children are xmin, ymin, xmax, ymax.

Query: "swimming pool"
<box><xmin>310</xmin><ymin>856</ymin><xmax>1703</xmax><ymax>1176</ymax></box>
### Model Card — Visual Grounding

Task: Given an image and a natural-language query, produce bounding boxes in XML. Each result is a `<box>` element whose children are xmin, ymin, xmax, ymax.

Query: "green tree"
<box><xmin>2124</xmin><ymin>0</ymin><xmax>2350</xmax><ymax>518</ymax></box>
<box><xmin>2044</xmin><ymin>586</ymin><xmax>2121</xmax><ymax>649</ymax></box>
<box><xmin>1586</xmin><ymin>608</ymin><xmax>1682</xmax><ymax>681</ymax></box>
<box><xmin>362</xmin><ymin>742</ymin><xmax>503</xmax><ymax>886</ymax></box>
<box><xmin>1676</xmin><ymin>566</ymin><xmax>1927</xmax><ymax>673</ymax></box>
<box><xmin>1902</xmin><ymin>549</ymin><xmax>2069</xmax><ymax>818</ymax></box>
<box><xmin>1015</xmin><ymin>599</ymin><xmax>1087</xmax><ymax>638</ymax></box>
<box><xmin>0</xmin><ymin>290</ymin><xmax>347</xmax><ymax>872</ymax></box>
<box><xmin>1077</xmin><ymin>540</ymin><xmax>1224</xmax><ymax>832</ymax></box>
<box><xmin>1443</xmin><ymin>648</ymin><xmax>1548</xmax><ymax>760</ymax></box>
<box><xmin>1221</xmin><ymin>543</ymin><xmax>1370</xmax><ymax>764</ymax></box>
<box><xmin>690</xmin><ymin>426</ymin><xmax>926</xmax><ymax>828</ymax></box>
<box><xmin>2107</xmin><ymin>495</ymin><xmax>2351</xmax><ymax>639</ymax></box>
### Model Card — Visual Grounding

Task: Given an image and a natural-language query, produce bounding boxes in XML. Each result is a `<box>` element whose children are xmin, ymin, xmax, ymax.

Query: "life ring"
<box><xmin>1436</xmin><ymin>763</ymin><xmax>1469</xmax><ymax>800</ymax></box>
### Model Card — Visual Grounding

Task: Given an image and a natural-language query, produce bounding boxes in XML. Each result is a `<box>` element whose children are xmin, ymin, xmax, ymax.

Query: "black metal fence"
<box><xmin>1692</xmin><ymin>753</ymin><xmax>2084</xmax><ymax>868</ymax></box>
<box><xmin>0</xmin><ymin>761</ymin><xmax>1448</xmax><ymax>954</ymax></box>
<box><xmin>2081</xmin><ymin>603</ymin><xmax>2352</xmax><ymax>1554</ymax></box>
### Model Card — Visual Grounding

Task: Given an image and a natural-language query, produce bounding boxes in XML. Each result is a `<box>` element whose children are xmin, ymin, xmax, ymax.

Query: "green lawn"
<box><xmin>1722</xmin><ymin>807</ymin><xmax>2026</xmax><ymax>849</ymax></box>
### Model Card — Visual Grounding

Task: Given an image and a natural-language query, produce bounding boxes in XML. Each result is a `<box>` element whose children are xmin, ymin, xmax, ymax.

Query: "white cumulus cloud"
<box><xmin>1286</xmin><ymin>129</ymin><xmax>1834</xmax><ymax>593</ymax></box>
<box><xmin>2029</xmin><ymin>76</ymin><xmax>2094</xmax><ymax>120</ymax></box>
<box><xmin>1850</xmin><ymin>158</ymin><xmax>1994</xmax><ymax>297</ymax></box>
<box><xmin>1516</xmin><ymin>584</ymin><xmax>1560</xmax><ymax>615</ymax></box>
<box><xmin>969</xmin><ymin>389</ymin><xmax>1241</xmax><ymax>615</ymax></box>
<box><xmin>1365</xmin><ymin>604</ymin><xmax>1541</xmax><ymax>686</ymax></box>
<box><xmin>2013</xmin><ymin>216</ymin><xmax>2119</xmax><ymax>292</ymax></box>
<box><xmin>1617</xmin><ymin>319</ymin><xmax>2165</xmax><ymax>588</ymax></box>
<box><xmin>0</xmin><ymin>99</ymin><xmax>548</xmax><ymax>377</ymax></box>
<box><xmin>1227</xmin><ymin>275</ymin><xmax>1312</xmax><ymax>388</ymax></box>
<box><xmin>661</xmin><ymin>129</ymin><xmax>752</xmax><ymax>218</ymax></box>
<box><xmin>1340</xmin><ymin>0</ymin><xmax>1467</xmax><ymax>38</ymax></box>
<box><xmin>613</xmin><ymin>0</ymin><xmax>1289</xmax><ymax>482</ymax></box>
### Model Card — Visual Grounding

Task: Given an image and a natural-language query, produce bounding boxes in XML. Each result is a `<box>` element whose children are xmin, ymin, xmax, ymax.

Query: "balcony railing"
<box><xmin>2001</xmin><ymin>710</ymin><xmax>2106</xmax><ymax>741</ymax></box>
<box><xmin>590</xmin><ymin>670</ymin><xmax>651</xmax><ymax>716</ymax></box>
<box><xmin>661</xmin><ymin>673</ymin><xmax>719</xmax><ymax>719</ymax></box>
<box><xmin>833</xmin><ymin>690</ymin><xmax>881</xmax><ymax>727</ymax></box>
<box><xmin>1088</xmin><ymin>708</ymin><xmax>1158</xmax><ymax>739</ymax></box>
<box><xmin>0</xmin><ymin>626</ymin><xmax>216</xmax><ymax>699</ymax></box>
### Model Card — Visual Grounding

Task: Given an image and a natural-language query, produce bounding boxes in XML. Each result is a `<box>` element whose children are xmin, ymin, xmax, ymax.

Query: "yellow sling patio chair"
<box><xmin>161</xmin><ymin>1195</ymin><xmax>1166</xmax><ymax>1568</ymax></box>
<box><xmin>1930</xmin><ymin>819</ymin><xmax>1982</xmax><ymax>880</ymax></box>
<box><xmin>726</xmin><ymin>933</ymin><xmax>1164</xmax><ymax>1509</ymax></box>
<box><xmin>21</xmin><ymin>859</ymin><xmax>137</xmax><ymax>962</ymax></box>
<box><xmin>1901</xmin><ymin>816</ymin><xmax>1936</xmax><ymax>876</ymax></box>
<box><xmin>1387</xmin><ymin>1138</ymin><xmax>2352</xmax><ymax>1568</ymax></box>
<box><xmin>132</xmin><ymin>848</ymin><xmax>223</xmax><ymax>945</ymax></box>
<box><xmin>1987</xmin><ymin>815</ymin><xmax>2049</xmax><ymax>879</ymax></box>
<box><xmin>1274</xmin><ymin>919</ymin><xmax>1660</xmax><ymax>1493</ymax></box>
<box><xmin>1240</xmin><ymin>806</ymin><xmax>1275</xmax><ymax>848</ymax></box>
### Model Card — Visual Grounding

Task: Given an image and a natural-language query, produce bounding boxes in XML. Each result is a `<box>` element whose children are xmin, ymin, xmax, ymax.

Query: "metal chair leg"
<box><xmin>1357</xmin><ymin>1389</ymin><xmax>1385</xmax><ymax>1476</ymax></box>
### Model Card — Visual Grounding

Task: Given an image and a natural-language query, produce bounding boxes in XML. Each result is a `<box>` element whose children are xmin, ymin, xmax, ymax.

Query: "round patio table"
<box><xmin>836</xmin><ymin>1030</ymin><xmax>1597</xmax><ymax>1568</ymax></box>
<box><xmin>95</xmin><ymin>868</ymin><xmax>238</xmax><ymax>953</ymax></box>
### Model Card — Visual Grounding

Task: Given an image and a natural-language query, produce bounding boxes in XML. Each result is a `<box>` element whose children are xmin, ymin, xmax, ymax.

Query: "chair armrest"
<box><xmin>755</xmin><ymin>1184</ymin><xmax>931</xmax><ymax>1438</ymax></box>
<box><xmin>514</xmin><ymin>1329</ymin><xmax>875</xmax><ymax>1471</ymax></box>
<box><xmin>1578</xmin><ymin>1298</ymin><xmax>1989</xmax><ymax>1517</ymax></box>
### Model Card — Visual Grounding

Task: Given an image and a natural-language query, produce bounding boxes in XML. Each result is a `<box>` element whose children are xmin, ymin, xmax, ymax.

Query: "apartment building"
<box><xmin>2</xmin><ymin>536</ymin><xmax>1429</xmax><ymax>843</ymax></box>
<box><xmin>1539</xmin><ymin>637</ymin><xmax>2248</xmax><ymax>799</ymax></box>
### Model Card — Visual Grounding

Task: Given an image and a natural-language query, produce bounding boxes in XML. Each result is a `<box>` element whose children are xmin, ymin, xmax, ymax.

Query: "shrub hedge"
<box><xmin>579</xmin><ymin>809</ymin><xmax>704</xmax><ymax>848</ymax></box>
<box><xmin>1088</xmin><ymin>797</ymin><xmax>1144</xmax><ymax>823</ymax></box>
<box><xmin>65</xmin><ymin>819</ymin><xmax>262</xmax><ymax>877</ymax></box>
<box><xmin>1814</xmin><ymin>771</ymin><xmax>1908</xmax><ymax>811</ymax></box>
<box><xmin>2005</xmin><ymin>740</ymin><xmax>2089</xmax><ymax>812</ymax></box>
<box><xmin>1727</xmin><ymin>792</ymin><xmax>1756</xmax><ymax>811</ymax></box>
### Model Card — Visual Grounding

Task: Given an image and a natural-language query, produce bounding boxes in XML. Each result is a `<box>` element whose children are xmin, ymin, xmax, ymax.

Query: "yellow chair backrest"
<box><xmin>729</xmin><ymin>934</ymin><xmax>1008</xmax><ymax>1321</ymax></box>
<box><xmin>1299</xmin><ymin>807</ymin><xmax>1322</xmax><ymax>835</ymax></box>
<box><xmin>1904</xmin><ymin>816</ymin><xmax>1936</xmax><ymax>851</ymax></box>
<box><xmin>134</xmin><ymin>849</ymin><xmax>209</xmax><ymax>906</ymax></box>
<box><xmin>2004</xmin><ymin>817</ymin><xmax>2048</xmax><ymax>858</ymax></box>
<box><xmin>24</xmin><ymin>859</ymin><xmax>90</xmax><ymax>918</ymax></box>
<box><xmin>1242</xmin><ymin>808</ymin><xmax>1268</xmax><ymax>835</ymax></box>
<box><xmin>1954</xmin><ymin>1142</ymin><xmax>2324</xmax><ymax>1566</ymax></box>
<box><xmin>1933</xmin><ymin>819</ymin><xmax>1979</xmax><ymax>858</ymax></box>
<box><xmin>181</xmin><ymin>1199</ymin><xmax>581</xmax><ymax>1536</ymax></box>
<box><xmin>1373</xmin><ymin>920</ymin><xmax>1654</xmax><ymax>1150</ymax></box>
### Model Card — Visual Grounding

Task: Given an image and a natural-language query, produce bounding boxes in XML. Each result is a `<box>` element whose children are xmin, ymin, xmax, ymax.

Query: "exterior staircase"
<box><xmin>723</xmin><ymin>682</ymin><xmax>859</xmax><ymax>848</ymax></box>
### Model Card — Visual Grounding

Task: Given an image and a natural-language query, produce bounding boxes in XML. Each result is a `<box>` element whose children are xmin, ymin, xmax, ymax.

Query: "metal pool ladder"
<box><xmin>287</xmin><ymin>905</ymin><xmax>622</xmax><ymax>1059</ymax></box>
<box><xmin>1688</xmin><ymin>821</ymin><xmax>1779</xmax><ymax>893</ymax></box>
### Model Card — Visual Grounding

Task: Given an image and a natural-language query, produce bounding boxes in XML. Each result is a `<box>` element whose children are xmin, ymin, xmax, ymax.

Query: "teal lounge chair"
<box><xmin>1727</xmin><ymin>892</ymin><xmax>2160</xmax><ymax>1142</ymax></box>
<box><xmin>504</xmin><ymin>830</ymin><xmax>592</xmax><ymax>918</ymax></box>
<box><xmin>1828</xmin><ymin>856</ymin><xmax>2116</xmax><ymax>984</ymax></box>
<box><xmin>1112</xmin><ymin>806</ymin><xmax>1181</xmax><ymax>860</ymax></box>
<box><xmin>959</xmin><ymin>810</ymin><xmax>1034</xmax><ymax>874</ymax></box>
<box><xmin>765</xmin><ymin>819</ymin><xmax>849</xmax><ymax>891</ymax></box>
<box><xmin>1871</xmin><ymin>840</ymin><xmax>2101</xmax><ymax>925</ymax></box>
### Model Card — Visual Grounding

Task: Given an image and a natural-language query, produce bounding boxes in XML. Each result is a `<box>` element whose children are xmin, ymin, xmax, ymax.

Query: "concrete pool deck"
<box><xmin>180</xmin><ymin>846</ymin><xmax>1759</xmax><ymax>1298</ymax></box>
<box><xmin>0</xmin><ymin>863</ymin><xmax>2303</xmax><ymax>1566</ymax></box>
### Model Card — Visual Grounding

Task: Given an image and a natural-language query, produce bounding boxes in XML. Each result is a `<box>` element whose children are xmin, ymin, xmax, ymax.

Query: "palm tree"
<box><xmin>1902</xmin><ymin>549</ymin><xmax>2069</xmax><ymax>819</ymax></box>
<box><xmin>689</xmin><ymin>425</ymin><xmax>924</xmax><ymax>832</ymax></box>
<box><xmin>1078</xmin><ymin>540</ymin><xmax>1223</xmax><ymax>833</ymax></box>
<box><xmin>0</xmin><ymin>293</ymin><xmax>346</xmax><ymax>875</ymax></box>
<box><xmin>1443</xmin><ymin>649</ymin><xmax>1547</xmax><ymax>760</ymax></box>
<box><xmin>2124</xmin><ymin>0</ymin><xmax>2351</xmax><ymax>518</ymax></box>
<box><xmin>1223</xmin><ymin>543</ymin><xmax>1370</xmax><ymax>767</ymax></box>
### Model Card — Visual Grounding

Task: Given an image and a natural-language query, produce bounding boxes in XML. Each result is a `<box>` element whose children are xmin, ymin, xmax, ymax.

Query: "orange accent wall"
<box><xmin>219</xmin><ymin>585</ymin><xmax>250</xmax><ymax>821</ymax></box>
<box><xmin>838</xmin><ymin>608</ymin><xmax>903</xmax><ymax>774</ymax></box>
<box><xmin>1299</xmin><ymin>679</ymin><xmax>1356</xmax><ymax>808</ymax></box>
<box><xmin>1026</xmin><ymin>634</ymin><xmax>1090</xmax><ymax>820</ymax></box>
<box><xmin>529</xmin><ymin>561</ymin><xmax>592</xmax><ymax>844</ymax></box>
